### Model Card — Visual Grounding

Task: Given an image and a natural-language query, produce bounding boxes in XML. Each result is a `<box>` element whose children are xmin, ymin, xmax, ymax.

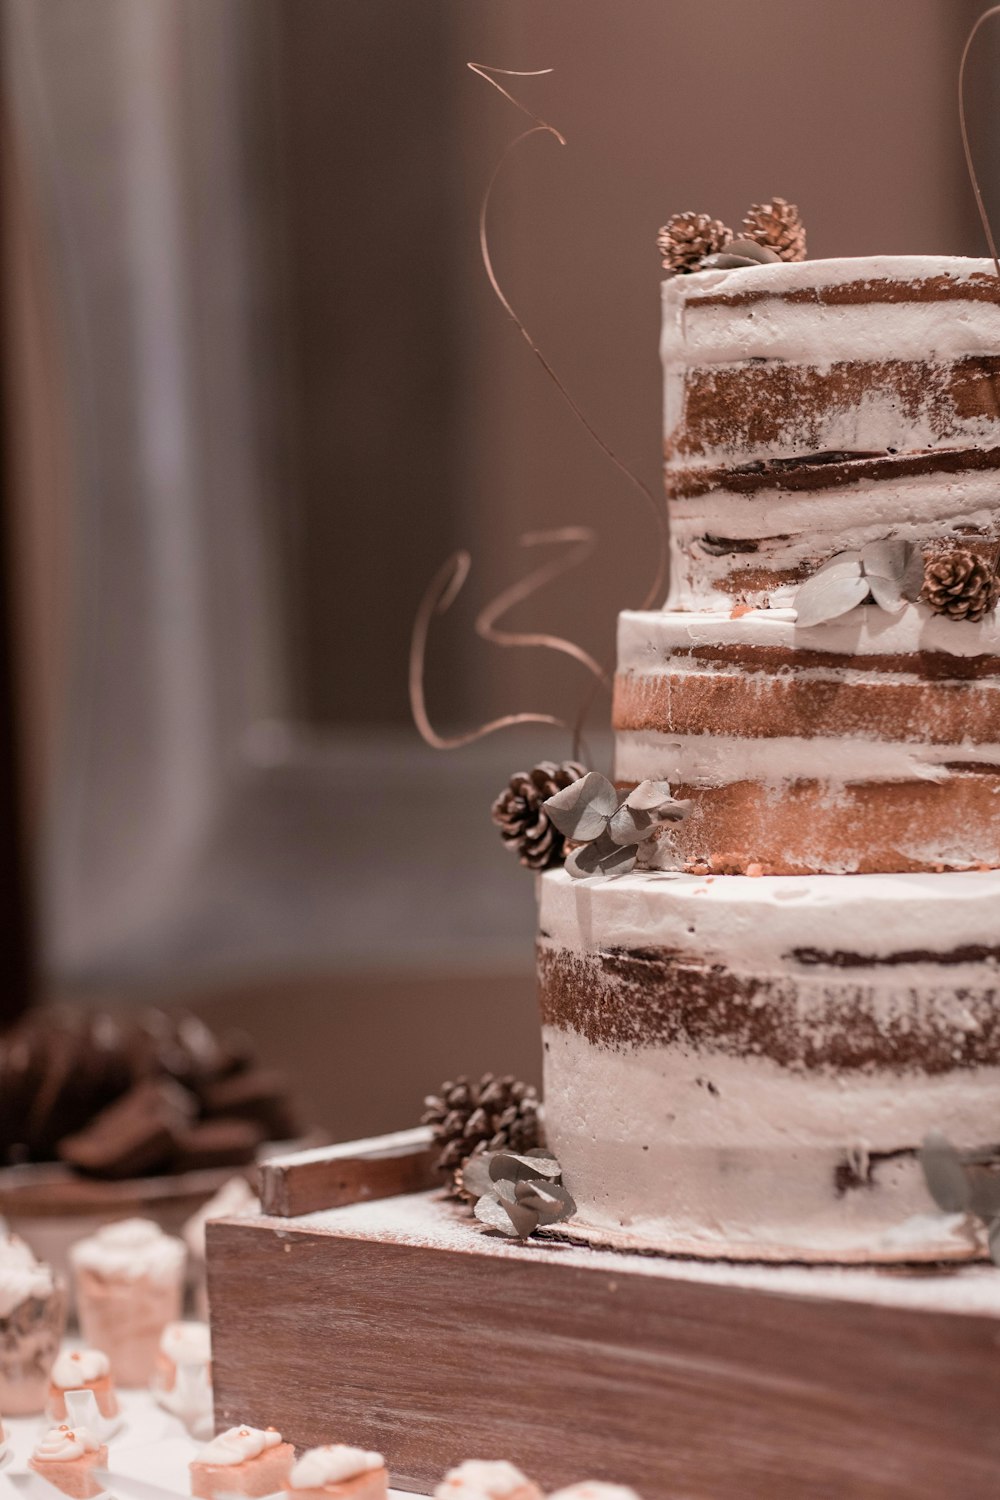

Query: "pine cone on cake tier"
<box><xmin>656</xmin><ymin>211</ymin><xmax>732</xmax><ymax>273</ymax></box>
<box><xmin>740</xmin><ymin>197</ymin><xmax>806</xmax><ymax>262</ymax></box>
<box><xmin>422</xmin><ymin>1073</ymin><xmax>544</xmax><ymax>1199</ymax></box>
<box><xmin>921</xmin><ymin>547</ymin><xmax>1000</xmax><ymax>621</ymax></box>
<box><xmin>491</xmin><ymin>760</ymin><xmax>587</xmax><ymax>870</ymax></box>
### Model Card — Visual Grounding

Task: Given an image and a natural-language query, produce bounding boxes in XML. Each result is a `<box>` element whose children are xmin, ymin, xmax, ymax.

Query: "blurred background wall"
<box><xmin>1</xmin><ymin>0</ymin><xmax>996</xmax><ymax>1139</ymax></box>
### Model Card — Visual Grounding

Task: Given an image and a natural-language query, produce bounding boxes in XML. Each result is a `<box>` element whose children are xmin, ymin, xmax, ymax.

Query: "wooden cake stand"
<box><xmin>206</xmin><ymin>1130</ymin><xmax>1000</xmax><ymax>1500</ymax></box>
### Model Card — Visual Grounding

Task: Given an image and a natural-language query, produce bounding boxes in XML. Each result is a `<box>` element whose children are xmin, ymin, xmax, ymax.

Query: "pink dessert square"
<box><xmin>190</xmin><ymin>1433</ymin><xmax>294</xmax><ymax>1498</ymax></box>
<box><xmin>29</xmin><ymin>1433</ymin><xmax>108</xmax><ymax>1499</ymax></box>
<box><xmin>288</xmin><ymin>1463</ymin><xmax>390</xmax><ymax>1500</ymax></box>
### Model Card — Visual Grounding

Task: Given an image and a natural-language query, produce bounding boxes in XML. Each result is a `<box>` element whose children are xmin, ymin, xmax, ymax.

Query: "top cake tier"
<box><xmin>663</xmin><ymin>256</ymin><xmax>1000</xmax><ymax>609</ymax></box>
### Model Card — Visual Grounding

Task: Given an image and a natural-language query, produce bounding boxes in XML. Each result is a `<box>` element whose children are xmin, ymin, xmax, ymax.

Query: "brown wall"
<box><xmin>275</xmin><ymin>0</ymin><xmax>988</xmax><ymax>736</ymax></box>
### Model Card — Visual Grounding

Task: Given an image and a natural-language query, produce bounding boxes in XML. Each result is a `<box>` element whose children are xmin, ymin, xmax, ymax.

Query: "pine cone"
<box><xmin>921</xmin><ymin>547</ymin><xmax>1000</xmax><ymax>622</ymax></box>
<box><xmin>422</xmin><ymin>1073</ymin><xmax>544</xmax><ymax>1199</ymax></box>
<box><xmin>491</xmin><ymin>760</ymin><xmax>586</xmax><ymax>871</ymax></box>
<box><xmin>740</xmin><ymin>197</ymin><xmax>806</xmax><ymax>262</ymax></box>
<box><xmin>656</xmin><ymin>212</ymin><xmax>732</xmax><ymax>274</ymax></box>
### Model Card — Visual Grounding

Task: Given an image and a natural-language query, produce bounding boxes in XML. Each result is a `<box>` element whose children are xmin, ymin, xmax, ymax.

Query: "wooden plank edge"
<box><xmin>257</xmin><ymin>1126</ymin><xmax>442</xmax><ymax>1217</ymax></box>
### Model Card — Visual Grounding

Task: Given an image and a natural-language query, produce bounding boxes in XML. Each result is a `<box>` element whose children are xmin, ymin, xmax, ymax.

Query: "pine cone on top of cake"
<box><xmin>491</xmin><ymin>761</ymin><xmax>587</xmax><ymax>870</ymax></box>
<box><xmin>921</xmin><ymin>545</ymin><xmax>1000</xmax><ymax>621</ymax></box>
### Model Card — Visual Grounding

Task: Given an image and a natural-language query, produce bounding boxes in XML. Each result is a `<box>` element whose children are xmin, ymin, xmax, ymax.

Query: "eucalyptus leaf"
<box><xmin>489</xmin><ymin>1150</ymin><xmax>561</xmax><ymax>1183</ymax></box>
<box><xmin>988</xmin><ymin>1216</ymin><xmax>1000</xmax><ymax>1267</ymax></box>
<box><xmin>724</xmin><ymin>237</ymin><xmax>782</xmax><ymax>264</ymax></box>
<box><xmin>626</xmin><ymin>779</ymin><xmax>678</xmax><ymax>811</ymax></box>
<box><xmin>491</xmin><ymin>1176</ymin><xmax>520</xmax><ymax>1206</ymax></box>
<box><xmin>964</xmin><ymin>1165</ymin><xmax>1000</xmax><ymax>1223</ymax></box>
<box><xmin>793</xmin><ymin>551</ymin><xmax>869</xmax><ymax>628</ymax></box>
<box><xmin>654</xmin><ymin>797</ymin><xmax>692</xmax><ymax>824</ymax></box>
<box><xmin>474</xmin><ymin>1192</ymin><xmax>536</xmax><ymax>1238</ymax></box>
<box><xmin>544</xmin><ymin>772</ymin><xmax>618</xmax><ymax>841</ymax></box>
<box><xmin>608</xmin><ymin>802</ymin><xmax>653</xmax><ymax>847</ymax></box>
<box><xmin>919</xmin><ymin>1131</ymin><xmax>971</xmax><ymax>1214</ymax></box>
<box><xmin>860</xmin><ymin>539</ymin><xmax>915</xmax><ymax>614</ymax></box>
<box><xmin>460</xmin><ymin>1152</ymin><xmax>494</xmax><ymax>1199</ymax></box>
<box><xmin>901</xmin><ymin>543</ymin><xmax>927</xmax><ymax>603</ymax></box>
<box><xmin>699</xmin><ymin>253</ymin><xmax>766</xmax><ymax>271</ymax></box>
<box><xmin>596</xmin><ymin>841</ymin><xmax>639</xmax><ymax>877</ymax></box>
<box><xmin>515</xmin><ymin>1179</ymin><xmax>577</xmax><ymax>1226</ymax></box>
<box><xmin>564</xmin><ymin>838</ymin><xmax>609</xmax><ymax>879</ymax></box>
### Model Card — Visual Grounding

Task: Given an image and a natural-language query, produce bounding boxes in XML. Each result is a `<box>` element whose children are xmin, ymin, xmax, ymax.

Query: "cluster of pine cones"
<box><xmin>657</xmin><ymin>198</ymin><xmax>806</xmax><ymax>274</ymax></box>
<box><xmin>422</xmin><ymin>1072</ymin><xmax>543</xmax><ymax>1199</ymax></box>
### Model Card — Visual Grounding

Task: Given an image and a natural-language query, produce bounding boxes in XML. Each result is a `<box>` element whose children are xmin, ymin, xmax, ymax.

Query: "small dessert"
<box><xmin>548</xmin><ymin>1487</ymin><xmax>641</xmax><ymax>1500</ymax></box>
<box><xmin>436</xmin><ymin>1461</ymin><xmax>543</xmax><ymax>1500</ymax></box>
<box><xmin>29</xmin><ymin>1424</ymin><xmax>108</xmax><ymax>1499</ymax></box>
<box><xmin>190</xmin><ymin>1425</ymin><xmax>295</xmax><ymax>1498</ymax></box>
<box><xmin>70</xmin><ymin>1217</ymin><xmax>186</xmax><ymax>1386</ymax></box>
<box><xmin>154</xmin><ymin>1320</ymin><xmax>212</xmax><ymax>1393</ymax></box>
<box><xmin>286</xmin><ymin>1445</ymin><xmax>388</xmax><ymax>1499</ymax></box>
<box><xmin>48</xmin><ymin>1347</ymin><xmax>118</xmax><ymax>1421</ymax></box>
<box><xmin>0</xmin><ymin>1232</ymin><xmax>67</xmax><ymax>1414</ymax></box>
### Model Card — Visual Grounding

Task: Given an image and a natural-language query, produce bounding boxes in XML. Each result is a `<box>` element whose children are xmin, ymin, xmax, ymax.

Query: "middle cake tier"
<box><xmin>614</xmin><ymin>604</ymin><xmax>1000</xmax><ymax>875</ymax></box>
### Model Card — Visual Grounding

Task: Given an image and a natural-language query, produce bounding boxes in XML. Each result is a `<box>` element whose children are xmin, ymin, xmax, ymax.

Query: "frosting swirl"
<box><xmin>33</xmin><ymin>1425</ymin><xmax>101</xmax><ymax>1462</ymax></box>
<box><xmin>160</xmin><ymin>1320</ymin><xmax>211</xmax><ymax>1365</ymax></box>
<box><xmin>0</xmin><ymin>1233</ymin><xmax>55</xmax><ymax>1317</ymax></box>
<box><xmin>548</xmin><ymin>1487</ymin><xmax>640</xmax><ymax>1500</ymax></box>
<box><xmin>290</xmin><ymin>1445</ymin><xmax>385</xmax><ymax>1488</ymax></box>
<box><xmin>196</xmin><ymin>1425</ymin><xmax>282</xmax><ymax>1466</ymax></box>
<box><xmin>51</xmin><ymin>1348</ymin><xmax>110</xmax><ymax>1388</ymax></box>
<box><xmin>70</xmin><ymin>1218</ymin><xmax>186</xmax><ymax>1283</ymax></box>
<box><xmin>439</xmin><ymin>1463</ymin><xmax>534</xmax><ymax>1499</ymax></box>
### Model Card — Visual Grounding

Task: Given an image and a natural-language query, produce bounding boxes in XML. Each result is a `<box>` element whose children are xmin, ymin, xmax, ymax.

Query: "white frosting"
<box><xmin>70</xmin><ymin>1218</ymin><xmax>186</xmax><ymax>1283</ymax></box>
<box><xmin>619</xmin><ymin>604</ymin><xmax>1000</xmax><ymax>663</ymax></box>
<box><xmin>32</xmin><ymin>1425</ymin><xmax>101</xmax><ymax>1461</ymax></box>
<box><xmin>290</xmin><ymin>1445</ymin><xmax>385</xmax><ymax>1488</ymax></box>
<box><xmin>0</xmin><ymin>1233</ymin><xmax>55</xmax><ymax>1317</ymax></box>
<box><xmin>196</xmin><ymin>1425</ymin><xmax>282</xmax><ymax>1466</ymax></box>
<box><xmin>160</xmin><ymin>1320</ymin><xmax>211</xmax><ymax>1365</ymax></box>
<box><xmin>543</xmin><ymin>1021</ymin><xmax>996</xmax><ymax>1260</ymax></box>
<box><xmin>537</xmin><ymin>865</ymin><xmax>1000</xmax><ymax>969</ymax></box>
<box><xmin>183</xmin><ymin>1176</ymin><xmax>260</xmax><ymax>1261</ymax></box>
<box><xmin>539</xmin><ymin>863</ymin><xmax>1000</xmax><ymax>1259</ymax></box>
<box><xmin>51</xmin><ymin>1348</ymin><xmax>110</xmax><ymax>1388</ymax></box>
<box><xmin>438</xmin><ymin>1462</ymin><xmax>534</xmax><ymax>1499</ymax></box>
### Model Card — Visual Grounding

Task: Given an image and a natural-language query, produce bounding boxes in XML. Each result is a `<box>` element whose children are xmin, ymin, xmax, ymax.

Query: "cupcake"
<box><xmin>436</xmin><ymin>1463</ymin><xmax>543</xmax><ymax>1500</ymax></box>
<box><xmin>190</xmin><ymin>1424</ymin><xmax>294</xmax><ymax>1498</ymax></box>
<box><xmin>47</xmin><ymin>1347</ymin><xmax>118</xmax><ymax>1422</ymax></box>
<box><xmin>70</xmin><ymin>1218</ymin><xmax>186</xmax><ymax>1386</ymax></box>
<box><xmin>286</xmin><ymin>1445</ymin><xmax>388</xmax><ymax>1500</ymax></box>
<box><xmin>29</xmin><ymin>1423</ymin><xmax>108</xmax><ymax>1498</ymax></box>
<box><xmin>0</xmin><ymin>1232</ymin><xmax>67</xmax><ymax>1414</ymax></box>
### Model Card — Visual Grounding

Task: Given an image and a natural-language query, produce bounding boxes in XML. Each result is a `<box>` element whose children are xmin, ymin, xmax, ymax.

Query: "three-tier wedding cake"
<box><xmin>537</xmin><ymin>250</ymin><xmax>1000</xmax><ymax>1262</ymax></box>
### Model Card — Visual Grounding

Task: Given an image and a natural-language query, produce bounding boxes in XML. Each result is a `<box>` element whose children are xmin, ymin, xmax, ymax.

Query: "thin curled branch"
<box><xmin>469</xmin><ymin>61</ymin><xmax>667</xmax><ymax>609</ymax></box>
<box><xmin>475</xmin><ymin>528</ymin><xmax>609</xmax><ymax>689</ymax></box>
<box><xmin>409</xmin><ymin>552</ymin><xmax>568</xmax><ymax>751</ymax></box>
<box><xmin>959</xmin><ymin>7</ymin><xmax>1000</xmax><ymax>279</ymax></box>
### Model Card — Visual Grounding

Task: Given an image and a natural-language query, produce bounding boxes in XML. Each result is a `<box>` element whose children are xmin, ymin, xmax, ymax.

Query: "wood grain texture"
<box><xmin>258</xmin><ymin>1128</ymin><xmax>441</xmax><ymax>1217</ymax></box>
<box><xmin>208</xmin><ymin>1213</ymin><xmax>1000</xmax><ymax>1500</ymax></box>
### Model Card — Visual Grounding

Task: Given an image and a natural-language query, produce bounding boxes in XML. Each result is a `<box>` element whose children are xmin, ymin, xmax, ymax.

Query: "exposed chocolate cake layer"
<box><xmin>538</xmin><ymin>944</ymin><xmax>1000</xmax><ymax>1073</ymax></box>
<box><xmin>613</xmin><ymin>668</ymin><xmax>1000</xmax><ymax>744</ymax></box>
<box><xmin>667</xmin><ymin>357</ymin><xmax>1000</xmax><ymax>464</ymax></box>
<box><xmin>690</xmin><ymin>271</ymin><xmax>1000</xmax><ymax>311</ymax></box>
<box><xmin>667</xmin><ymin>444</ymin><xmax>1000</xmax><ymax>500</ymax></box>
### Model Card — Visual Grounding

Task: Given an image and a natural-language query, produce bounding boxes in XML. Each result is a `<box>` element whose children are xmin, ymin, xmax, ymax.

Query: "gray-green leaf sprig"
<box><xmin>793</xmin><ymin>539</ymin><xmax>924</xmax><ymax>629</ymax></box>
<box><xmin>919</xmin><ymin>1130</ymin><xmax>1000</xmax><ymax>1263</ymax></box>
<box><xmin>544</xmin><ymin>773</ymin><xmax>690</xmax><ymax>879</ymax></box>
<box><xmin>467</xmin><ymin>1148</ymin><xmax>576</xmax><ymax>1239</ymax></box>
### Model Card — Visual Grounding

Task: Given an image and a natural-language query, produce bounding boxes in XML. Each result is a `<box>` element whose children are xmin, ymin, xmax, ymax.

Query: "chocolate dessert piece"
<box><xmin>199</xmin><ymin>1069</ymin><xmax>298</xmax><ymax>1140</ymax></box>
<box><xmin>58</xmin><ymin>1079</ymin><xmax>196</xmax><ymax>1179</ymax></box>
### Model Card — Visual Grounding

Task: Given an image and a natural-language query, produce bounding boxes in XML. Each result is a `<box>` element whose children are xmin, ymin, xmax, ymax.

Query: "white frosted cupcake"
<box><xmin>70</xmin><ymin>1218</ymin><xmax>186</xmax><ymax>1386</ymax></box>
<box><xmin>29</xmin><ymin>1423</ymin><xmax>107</xmax><ymax>1497</ymax></box>
<box><xmin>436</xmin><ymin>1463</ymin><xmax>543</xmax><ymax>1500</ymax></box>
<box><xmin>47</xmin><ymin>1347</ymin><xmax>118</xmax><ymax>1422</ymax></box>
<box><xmin>0</xmin><ymin>1233</ymin><xmax>67</xmax><ymax>1415</ymax></box>
<box><xmin>190</xmin><ymin>1424</ymin><xmax>294</xmax><ymax>1498</ymax></box>
<box><xmin>286</xmin><ymin>1444</ymin><xmax>388</xmax><ymax>1499</ymax></box>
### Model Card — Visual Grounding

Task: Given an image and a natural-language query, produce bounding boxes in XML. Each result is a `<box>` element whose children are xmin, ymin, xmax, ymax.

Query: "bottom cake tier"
<box><xmin>537</xmin><ymin>866</ymin><xmax>1000</xmax><ymax>1263</ymax></box>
